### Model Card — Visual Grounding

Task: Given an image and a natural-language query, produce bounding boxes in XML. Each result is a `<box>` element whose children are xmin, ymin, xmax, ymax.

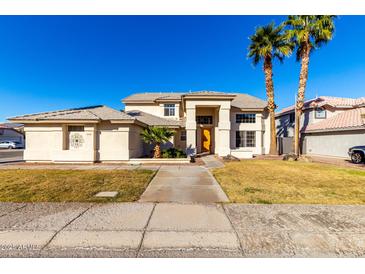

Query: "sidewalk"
<box><xmin>0</xmin><ymin>202</ymin><xmax>364</xmax><ymax>258</ymax></box>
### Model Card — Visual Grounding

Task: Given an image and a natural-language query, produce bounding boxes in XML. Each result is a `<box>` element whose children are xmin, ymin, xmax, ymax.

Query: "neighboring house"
<box><xmin>0</xmin><ymin>123</ymin><xmax>25</xmax><ymax>146</ymax></box>
<box><xmin>8</xmin><ymin>91</ymin><xmax>270</xmax><ymax>163</ymax></box>
<box><xmin>276</xmin><ymin>96</ymin><xmax>365</xmax><ymax>158</ymax></box>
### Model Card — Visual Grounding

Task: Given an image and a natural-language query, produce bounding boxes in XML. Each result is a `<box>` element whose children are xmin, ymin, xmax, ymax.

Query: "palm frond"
<box><xmin>284</xmin><ymin>15</ymin><xmax>336</xmax><ymax>59</ymax></box>
<box><xmin>140</xmin><ymin>126</ymin><xmax>175</xmax><ymax>145</ymax></box>
<box><xmin>247</xmin><ymin>22</ymin><xmax>292</xmax><ymax>66</ymax></box>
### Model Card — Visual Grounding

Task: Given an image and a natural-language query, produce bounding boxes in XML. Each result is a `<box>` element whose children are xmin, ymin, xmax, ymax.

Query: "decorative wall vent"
<box><xmin>70</xmin><ymin>133</ymin><xmax>84</xmax><ymax>149</ymax></box>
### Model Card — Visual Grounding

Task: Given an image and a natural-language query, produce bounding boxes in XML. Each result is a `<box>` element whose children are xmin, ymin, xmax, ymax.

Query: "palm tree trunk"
<box><xmin>264</xmin><ymin>56</ymin><xmax>278</xmax><ymax>155</ymax></box>
<box><xmin>154</xmin><ymin>143</ymin><xmax>161</xmax><ymax>158</ymax></box>
<box><xmin>294</xmin><ymin>42</ymin><xmax>311</xmax><ymax>156</ymax></box>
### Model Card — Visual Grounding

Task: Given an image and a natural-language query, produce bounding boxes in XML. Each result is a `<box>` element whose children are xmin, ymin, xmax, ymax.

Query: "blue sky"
<box><xmin>0</xmin><ymin>16</ymin><xmax>364</xmax><ymax>121</ymax></box>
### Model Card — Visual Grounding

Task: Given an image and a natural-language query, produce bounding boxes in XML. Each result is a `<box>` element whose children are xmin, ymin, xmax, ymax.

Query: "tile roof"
<box><xmin>8</xmin><ymin>105</ymin><xmax>134</xmax><ymax>122</ymax></box>
<box><xmin>126</xmin><ymin>110</ymin><xmax>184</xmax><ymax>127</ymax></box>
<box><xmin>123</xmin><ymin>91</ymin><xmax>267</xmax><ymax>109</ymax></box>
<box><xmin>276</xmin><ymin>96</ymin><xmax>365</xmax><ymax>116</ymax></box>
<box><xmin>304</xmin><ymin>107</ymin><xmax>365</xmax><ymax>132</ymax></box>
<box><xmin>122</xmin><ymin>92</ymin><xmax>184</xmax><ymax>103</ymax></box>
<box><xmin>183</xmin><ymin>90</ymin><xmax>235</xmax><ymax>96</ymax></box>
<box><xmin>231</xmin><ymin>93</ymin><xmax>267</xmax><ymax>109</ymax></box>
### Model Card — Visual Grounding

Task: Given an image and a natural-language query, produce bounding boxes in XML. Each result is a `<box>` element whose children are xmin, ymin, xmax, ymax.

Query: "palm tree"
<box><xmin>285</xmin><ymin>15</ymin><xmax>336</xmax><ymax>156</ymax></box>
<box><xmin>140</xmin><ymin>126</ymin><xmax>175</xmax><ymax>158</ymax></box>
<box><xmin>248</xmin><ymin>22</ymin><xmax>293</xmax><ymax>155</ymax></box>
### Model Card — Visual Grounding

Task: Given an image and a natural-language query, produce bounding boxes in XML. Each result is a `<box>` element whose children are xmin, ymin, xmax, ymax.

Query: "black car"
<box><xmin>348</xmin><ymin>146</ymin><xmax>365</xmax><ymax>164</ymax></box>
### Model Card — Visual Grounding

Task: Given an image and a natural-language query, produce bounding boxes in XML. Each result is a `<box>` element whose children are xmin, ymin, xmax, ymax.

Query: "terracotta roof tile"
<box><xmin>276</xmin><ymin>96</ymin><xmax>365</xmax><ymax>116</ymax></box>
<box><xmin>304</xmin><ymin>107</ymin><xmax>365</xmax><ymax>132</ymax></box>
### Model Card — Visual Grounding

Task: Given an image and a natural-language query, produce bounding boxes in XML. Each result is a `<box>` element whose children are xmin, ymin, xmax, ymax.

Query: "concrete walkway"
<box><xmin>201</xmin><ymin>155</ymin><xmax>225</xmax><ymax>169</ymax></box>
<box><xmin>0</xmin><ymin>202</ymin><xmax>364</xmax><ymax>258</ymax></box>
<box><xmin>139</xmin><ymin>166</ymin><xmax>229</xmax><ymax>203</ymax></box>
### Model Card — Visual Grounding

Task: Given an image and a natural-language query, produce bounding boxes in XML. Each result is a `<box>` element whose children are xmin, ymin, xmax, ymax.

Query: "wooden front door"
<box><xmin>201</xmin><ymin>128</ymin><xmax>211</xmax><ymax>153</ymax></box>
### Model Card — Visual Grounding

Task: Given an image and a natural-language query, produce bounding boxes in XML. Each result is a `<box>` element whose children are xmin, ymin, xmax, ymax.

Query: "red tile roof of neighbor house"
<box><xmin>304</xmin><ymin>107</ymin><xmax>365</xmax><ymax>133</ymax></box>
<box><xmin>276</xmin><ymin>96</ymin><xmax>365</xmax><ymax>117</ymax></box>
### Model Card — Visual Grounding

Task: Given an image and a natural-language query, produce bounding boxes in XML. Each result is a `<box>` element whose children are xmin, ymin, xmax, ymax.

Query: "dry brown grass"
<box><xmin>0</xmin><ymin>169</ymin><xmax>155</xmax><ymax>202</ymax></box>
<box><xmin>213</xmin><ymin>160</ymin><xmax>365</xmax><ymax>204</ymax></box>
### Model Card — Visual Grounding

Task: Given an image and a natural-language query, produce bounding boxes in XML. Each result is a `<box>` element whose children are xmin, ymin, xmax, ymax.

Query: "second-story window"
<box><xmin>196</xmin><ymin>116</ymin><xmax>213</xmax><ymax>124</ymax></box>
<box><xmin>315</xmin><ymin>107</ymin><xmax>326</xmax><ymax>119</ymax></box>
<box><xmin>236</xmin><ymin>113</ymin><xmax>256</xmax><ymax>123</ymax></box>
<box><xmin>164</xmin><ymin>104</ymin><xmax>175</xmax><ymax>116</ymax></box>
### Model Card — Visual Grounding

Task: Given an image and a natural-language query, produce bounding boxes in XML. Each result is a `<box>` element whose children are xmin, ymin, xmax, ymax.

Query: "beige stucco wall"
<box><xmin>24</xmin><ymin>123</ymin><xmax>97</xmax><ymax>162</ymax></box>
<box><xmin>23</xmin><ymin>122</ymin><xmax>145</xmax><ymax>162</ymax></box>
<box><xmin>229</xmin><ymin>109</ymin><xmax>269</xmax><ymax>158</ymax></box>
<box><xmin>125</xmin><ymin>102</ymin><xmax>181</xmax><ymax>120</ymax></box>
<box><xmin>173</xmin><ymin>128</ymin><xmax>187</xmax><ymax>150</ymax></box>
<box><xmin>129</xmin><ymin>124</ymin><xmax>145</xmax><ymax>158</ymax></box>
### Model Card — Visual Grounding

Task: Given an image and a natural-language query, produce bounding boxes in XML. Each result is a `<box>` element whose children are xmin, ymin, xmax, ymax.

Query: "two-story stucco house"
<box><xmin>8</xmin><ymin>91</ymin><xmax>270</xmax><ymax>163</ymax></box>
<box><xmin>276</xmin><ymin>96</ymin><xmax>365</xmax><ymax>158</ymax></box>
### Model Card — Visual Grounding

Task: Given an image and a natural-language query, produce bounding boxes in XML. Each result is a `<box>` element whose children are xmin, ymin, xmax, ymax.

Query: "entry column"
<box><xmin>217</xmin><ymin>102</ymin><xmax>231</xmax><ymax>156</ymax></box>
<box><xmin>185</xmin><ymin>104</ymin><xmax>196</xmax><ymax>156</ymax></box>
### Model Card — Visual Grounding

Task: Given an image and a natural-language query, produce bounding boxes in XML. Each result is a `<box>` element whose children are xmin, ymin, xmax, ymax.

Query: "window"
<box><xmin>68</xmin><ymin>125</ymin><xmax>84</xmax><ymax>132</ymax></box>
<box><xmin>180</xmin><ymin>130</ymin><xmax>186</xmax><ymax>141</ymax></box>
<box><xmin>315</xmin><ymin>108</ymin><xmax>326</xmax><ymax>119</ymax></box>
<box><xmin>236</xmin><ymin>131</ymin><xmax>256</xmax><ymax>148</ymax></box>
<box><xmin>196</xmin><ymin>116</ymin><xmax>213</xmax><ymax>124</ymax></box>
<box><xmin>164</xmin><ymin>104</ymin><xmax>175</xmax><ymax>116</ymax></box>
<box><xmin>236</xmin><ymin>113</ymin><xmax>256</xmax><ymax>123</ymax></box>
<box><xmin>0</xmin><ymin>129</ymin><xmax>4</xmax><ymax>135</ymax></box>
<box><xmin>289</xmin><ymin>112</ymin><xmax>295</xmax><ymax>123</ymax></box>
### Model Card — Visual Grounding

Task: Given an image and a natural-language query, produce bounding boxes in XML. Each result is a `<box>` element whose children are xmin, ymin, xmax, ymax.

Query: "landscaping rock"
<box><xmin>222</xmin><ymin>154</ymin><xmax>240</xmax><ymax>162</ymax></box>
<box><xmin>298</xmin><ymin>155</ymin><xmax>313</xmax><ymax>162</ymax></box>
<box><xmin>283</xmin><ymin>153</ymin><xmax>298</xmax><ymax>161</ymax></box>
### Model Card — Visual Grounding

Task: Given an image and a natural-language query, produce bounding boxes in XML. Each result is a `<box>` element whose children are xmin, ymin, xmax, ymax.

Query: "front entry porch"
<box><xmin>185</xmin><ymin>97</ymin><xmax>233</xmax><ymax>157</ymax></box>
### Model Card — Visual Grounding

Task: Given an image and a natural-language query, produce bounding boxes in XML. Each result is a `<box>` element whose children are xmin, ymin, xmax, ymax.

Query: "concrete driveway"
<box><xmin>0</xmin><ymin>202</ymin><xmax>364</xmax><ymax>258</ymax></box>
<box><xmin>139</xmin><ymin>166</ymin><xmax>229</xmax><ymax>203</ymax></box>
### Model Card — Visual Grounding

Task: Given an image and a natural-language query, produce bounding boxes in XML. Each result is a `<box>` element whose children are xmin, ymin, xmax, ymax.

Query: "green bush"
<box><xmin>161</xmin><ymin>148</ymin><xmax>187</xmax><ymax>158</ymax></box>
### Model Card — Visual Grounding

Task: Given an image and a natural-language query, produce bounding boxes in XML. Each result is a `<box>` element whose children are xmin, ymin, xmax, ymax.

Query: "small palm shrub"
<box><xmin>140</xmin><ymin>126</ymin><xmax>175</xmax><ymax>158</ymax></box>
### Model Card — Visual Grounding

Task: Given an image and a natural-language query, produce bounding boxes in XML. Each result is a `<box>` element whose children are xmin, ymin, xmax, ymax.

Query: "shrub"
<box><xmin>161</xmin><ymin>148</ymin><xmax>187</xmax><ymax>158</ymax></box>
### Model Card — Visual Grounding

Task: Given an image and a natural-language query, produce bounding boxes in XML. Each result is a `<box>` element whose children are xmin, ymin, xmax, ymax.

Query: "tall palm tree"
<box><xmin>285</xmin><ymin>15</ymin><xmax>336</xmax><ymax>156</ymax></box>
<box><xmin>248</xmin><ymin>22</ymin><xmax>292</xmax><ymax>155</ymax></box>
<box><xmin>140</xmin><ymin>126</ymin><xmax>175</xmax><ymax>158</ymax></box>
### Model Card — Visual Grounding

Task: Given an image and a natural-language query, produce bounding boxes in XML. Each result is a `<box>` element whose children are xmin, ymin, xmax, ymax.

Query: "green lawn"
<box><xmin>0</xmin><ymin>169</ymin><xmax>155</xmax><ymax>202</ymax></box>
<box><xmin>213</xmin><ymin>160</ymin><xmax>365</xmax><ymax>204</ymax></box>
